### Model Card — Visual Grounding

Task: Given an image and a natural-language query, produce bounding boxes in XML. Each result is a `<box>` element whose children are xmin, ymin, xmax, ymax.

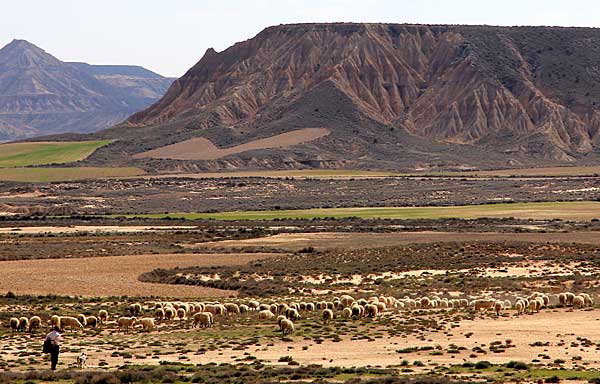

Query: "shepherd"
<box><xmin>44</xmin><ymin>326</ymin><xmax>61</xmax><ymax>370</ymax></box>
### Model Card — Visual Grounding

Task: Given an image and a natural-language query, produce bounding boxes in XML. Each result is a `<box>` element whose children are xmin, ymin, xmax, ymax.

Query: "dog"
<box><xmin>76</xmin><ymin>352</ymin><xmax>87</xmax><ymax>369</ymax></box>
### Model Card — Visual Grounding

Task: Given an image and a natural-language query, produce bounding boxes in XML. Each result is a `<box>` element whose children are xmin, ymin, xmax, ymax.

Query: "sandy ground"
<box><xmin>145</xmin><ymin>309</ymin><xmax>600</xmax><ymax>368</ymax></box>
<box><xmin>0</xmin><ymin>253</ymin><xmax>277</xmax><ymax>298</ymax></box>
<box><xmin>8</xmin><ymin>308</ymin><xmax>600</xmax><ymax>371</ymax></box>
<box><xmin>134</xmin><ymin>128</ymin><xmax>330</xmax><ymax>160</ymax></box>
<box><xmin>191</xmin><ymin>231</ymin><xmax>600</xmax><ymax>251</ymax></box>
<box><xmin>0</xmin><ymin>225</ymin><xmax>197</xmax><ymax>234</ymax></box>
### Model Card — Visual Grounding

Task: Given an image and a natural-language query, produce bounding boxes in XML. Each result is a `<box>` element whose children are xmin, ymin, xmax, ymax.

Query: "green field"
<box><xmin>114</xmin><ymin>201</ymin><xmax>600</xmax><ymax>221</ymax></box>
<box><xmin>0</xmin><ymin>167</ymin><xmax>145</xmax><ymax>182</ymax></box>
<box><xmin>0</xmin><ymin>140</ymin><xmax>111</xmax><ymax>167</ymax></box>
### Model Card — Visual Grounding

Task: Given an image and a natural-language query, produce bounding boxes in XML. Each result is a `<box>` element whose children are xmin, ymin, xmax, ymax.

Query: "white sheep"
<box><xmin>28</xmin><ymin>316</ymin><xmax>42</xmax><ymax>332</ymax></box>
<box><xmin>573</xmin><ymin>295</ymin><xmax>586</xmax><ymax>308</ymax></box>
<box><xmin>280</xmin><ymin>318</ymin><xmax>295</xmax><ymax>335</ymax></box>
<box><xmin>18</xmin><ymin>317</ymin><xmax>29</xmax><ymax>332</ymax></box>
<box><xmin>258</xmin><ymin>310</ymin><xmax>275</xmax><ymax>320</ymax></box>
<box><xmin>9</xmin><ymin>317</ymin><xmax>19</xmax><ymax>332</ymax></box>
<box><xmin>342</xmin><ymin>307</ymin><xmax>352</xmax><ymax>319</ymax></box>
<box><xmin>192</xmin><ymin>312</ymin><xmax>212</xmax><ymax>328</ymax></box>
<box><xmin>322</xmin><ymin>309</ymin><xmax>334</xmax><ymax>324</ymax></box>
<box><xmin>86</xmin><ymin>316</ymin><xmax>99</xmax><ymax>328</ymax></box>
<box><xmin>50</xmin><ymin>315</ymin><xmax>60</xmax><ymax>329</ymax></box>
<box><xmin>117</xmin><ymin>316</ymin><xmax>137</xmax><ymax>330</ymax></box>
<box><xmin>130</xmin><ymin>303</ymin><xmax>142</xmax><ymax>315</ymax></box>
<box><xmin>98</xmin><ymin>310</ymin><xmax>109</xmax><ymax>323</ymax></box>
<box><xmin>139</xmin><ymin>318</ymin><xmax>155</xmax><ymax>331</ymax></box>
<box><xmin>515</xmin><ymin>301</ymin><xmax>525</xmax><ymax>315</ymax></box>
<box><xmin>59</xmin><ymin>316</ymin><xmax>84</xmax><ymax>330</ymax></box>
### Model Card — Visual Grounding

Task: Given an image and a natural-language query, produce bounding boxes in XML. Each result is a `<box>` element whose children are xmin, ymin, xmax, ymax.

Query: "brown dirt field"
<box><xmin>133</xmin><ymin>128</ymin><xmax>330</xmax><ymax>160</ymax></box>
<box><xmin>0</xmin><ymin>252</ymin><xmax>277</xmax><ymax>298</ymax></box>
<box><xmin>191</xmin><ymin>231</ymin><xmax>600</xmax><ymax>251</ymax></box>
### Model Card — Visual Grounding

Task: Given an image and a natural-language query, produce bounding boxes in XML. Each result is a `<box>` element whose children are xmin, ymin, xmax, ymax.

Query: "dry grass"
<box><xmin>193</xmin><ymin>231</ymin><xmax>600</xmax><ymax>251</ymax></box>
<box><xmin>0</xmin><ymin>252</ymin><xmax>277</xmax><ymax>297</ymax></box>
<box><xmin>133</xmin><ymin>128</ymin><xmax>330</xmax><ymax>160</ymax></box>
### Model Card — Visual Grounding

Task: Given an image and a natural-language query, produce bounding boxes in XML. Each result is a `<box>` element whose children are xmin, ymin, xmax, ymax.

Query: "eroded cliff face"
<box><xmin>124</xmin><ymin>23</ymin><xmax>600</xmax><ymax>166</ymax></box>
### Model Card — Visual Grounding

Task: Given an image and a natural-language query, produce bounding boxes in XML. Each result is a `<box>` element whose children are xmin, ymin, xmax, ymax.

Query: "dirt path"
<box><xmin>191</xmin><ymin>231</ymin><xmax>600</xmax><ymax>251</ymax></box>
<box><xmin>0</xmin><ymin>252</ymin><xmax>277</xmax><ymax>298</ymax></box>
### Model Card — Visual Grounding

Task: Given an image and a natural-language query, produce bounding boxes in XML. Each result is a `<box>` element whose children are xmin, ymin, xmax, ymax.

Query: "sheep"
<box><xmin>363</xmin><ymin>304</ymin><xmax>377</xmax><ymax>318</ymax></box>
<box><xmin>581</xmin><ymin>293</ymin><xmax>594</xmax><ymax>307</ymax></box>
<box><xmin>375</xmin><ymin>302</ymin><xmax>387</xmax><ymax>314</ymax></box>
<box><xmin>342</xmin><ymin>307</ymin><xmax>352</xmax><ymax>319</ymax></box>
<box><xmin>98</xmin><ymin>310</ymin><xmax>109</xmax><ymax>323</ymax></box>
<box><xmin>129</xmin><ymin>303</ymin><xmax>142</xmax><ymax>315</ymax></box>
<box><xmin>139</xmin><ymin>318</ymin><xmax>155</xmax><ymax>331</ymax></box>
<box><xmin>306</xmin><ymin>303</ymin><xmax>315</xmax><ymax>311</ymax></box>
<box><xmin>18</xmin><ymin>317</ymin><xmax>29</xmax><ymax>332</ymax></box>
<box><xmin>77</xmin><ymin>314</ymin><xmax>87</xmax><ymax>327</ymax></box>
<box><xmin>248</xmin><ymin>300</ymin><xmax>260</xmax><ymax>310</ymax></box>
<box><xmin>192</xmin><ymin>312</ymin><xmax>212</xmax><ymax>328</ymax></box>
<box><xmin>276</xmin><ymin>315</ymin><xmax>286</xmax><ymax>327</ymax></box>
<box><xmin>351</xmin><ymin>304</ymin><xmax>363</xmax><ymax>318</ymax></box>
<box><xmin>529</xmin><ymin>299</ymin><xmax>542</xmax><ymax>314</ymax></box>
<box><xmin>340</xmin><ymin>295</ymin><xmax>355</xmax><ymax>307</ymax></box>
<box><xmin>280</xmin><ymin>318</ymin><xmax>295</xmax><ymax>335</ymax></box>
<box><xmin>239</xmin><ymin>304</ymin><xmax>249</xmax><ymax>314</ymax></box>
<box><xmin>59</xmin><ymin>316</ymin><xmax>84</xmax><ymax>330</ymax></box>
<box><xmin>224</xmin><ymin>303</ymin><xmax>240</xmax><ymax>316</ymax></box>
<box><xmin>9</xmin><ymin>317</ymin><xmax>19</xmax><ymax>332</ymax></box>
<box><xmin>473</xmin><ymin>299</ymin><xmax>494</xmax><ymax>311</ymax></box>
<box><xmin>28</xmin><ymin>316</ymin><xmax>42</xmax><ymax>332</ymax></box>
<box><xmin>258</xmin><ymin>310</ymin><xmax>275</xmax><ymax>320</ymax></box>
<box><xmin>164</xmin><ymin>307</ymin><xmax>174</xmax><ymax>320</ymax></box>
<box><xmin>322</xmin><ymin>309</ymin><xmax>334</xmax><ymax>324</ymax></box>
<box><xmin>515</xmin><ymin>301</ymin><xmax>525</xmax><ymax>316</ymax></box>
<box><xmin>117</xmin><ymin>317</ymin><xmax>137</xmax><ymax>330</ymax></box>
<box><xmin>285</xmin><ymin>308</ymin><xmax>301</xmax><ymax>321</ymax></box>
<box><xmin>193</xmin><ymin>303</ymin><xmax>205</xmax><ymax>313</ymax></box>
<box><xmin>493</xmin><ymin>301</ymin><xmax>503</xmax><ymax>316</ymax></box>
<box><xmin>86</xmin><ymin>316</ymin><xmax>99</xmax><ymax>328</ymax></box>
<box><xmin>565</xmin><ymin>292</ymin><xmax>575</xmax><ymax>306</ymax></box>
<box><xmin>573</xmin><ymin>295</ymin><xmax>586</xmax><ymax>308</ymax></box>
<box><xmin>176</xmin><ymin>307</ymin><xmax>186</xmax><ymax>320</ymax></box>
<box><xmin>259</xmin><ymin>304</ymin><xmax>270</xmax><ymax>311</ymax></box>
<box><xmin>155</xmin><ymin>308</ymin><xmax>165</xmax><ymax>320</ymax></box>
<box><xmin>558</xmin><ymin>293</ymin><xmax>567</xmax><ymax>306</ymax></box>
<box><xmin>50</xmin><ymin>315</ymin><xmax>60</xmax><ymax>329</ymax></box>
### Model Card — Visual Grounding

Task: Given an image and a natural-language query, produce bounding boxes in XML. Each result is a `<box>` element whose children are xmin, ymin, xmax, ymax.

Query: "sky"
<box><xmin>1</xmin><ymin>0</ymin><xmax>599</xmax><ymax>77</ymax></box>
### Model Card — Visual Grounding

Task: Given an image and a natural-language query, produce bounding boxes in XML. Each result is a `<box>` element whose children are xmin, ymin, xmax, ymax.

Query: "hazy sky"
<box><xmin>1</xmin><ymin>0</ymin><xmax>599</xmax><ymax>77</ymax></box>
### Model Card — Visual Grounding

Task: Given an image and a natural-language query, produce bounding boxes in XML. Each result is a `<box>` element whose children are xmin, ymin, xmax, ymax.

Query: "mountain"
<box><xmin>71</xmin><ymin>24</ymin><xmax>600</xmax><ymax>171</ymax></box>
<box><xmin>0</xmin><ymin>39</ymin><xmax>173</xmax><ymax>141</ymax></box>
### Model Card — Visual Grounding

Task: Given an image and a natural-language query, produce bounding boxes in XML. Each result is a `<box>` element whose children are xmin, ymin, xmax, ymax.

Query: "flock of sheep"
<box><xmin>5</xmin><ymin>291</ymin><xmax>594</xmax><ymax>335</ymax></box>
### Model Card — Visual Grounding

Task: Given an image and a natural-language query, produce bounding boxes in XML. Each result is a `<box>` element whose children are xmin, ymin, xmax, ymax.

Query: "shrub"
<box><xmin>475</xmin><ymin>361</ymin><xmax>492</xmax><ymax>369</ymax></box>
<box><xmin>506</xmin><ymin>361</ymin><xmax>529</xmax><ymax>370</ymax></box>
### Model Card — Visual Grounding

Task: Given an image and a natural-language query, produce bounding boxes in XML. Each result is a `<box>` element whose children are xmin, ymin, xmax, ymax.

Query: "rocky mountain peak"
<box><xmin>0</xmin><ymin>39</ymin><xmax>62</xmax><ymax>68</ymax></box>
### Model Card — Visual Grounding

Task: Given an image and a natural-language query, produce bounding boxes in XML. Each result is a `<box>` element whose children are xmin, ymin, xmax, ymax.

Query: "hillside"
<box><xmin>0</xmin><ymin>39</ymin><xmax>173</xmax><ymax>141</ymax></box>
<box><xmin>75</xmin><ymin>24</ymin><xmax>600</xmax><ymax>171</ymax></box>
